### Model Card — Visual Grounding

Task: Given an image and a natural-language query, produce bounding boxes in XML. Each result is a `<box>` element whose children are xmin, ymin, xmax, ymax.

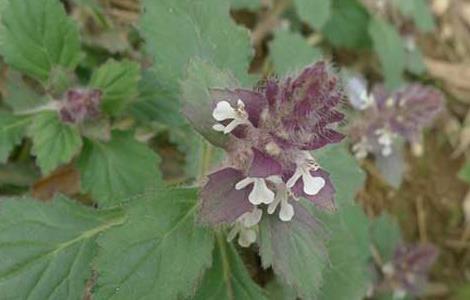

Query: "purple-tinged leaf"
<box><xmin>248</xmin><ymin>148</ymin><xmax>282</xmax><ymax>178</ymax></box>
<box><xmin>199</xmin><ymin>168</ymin><xmax>253</xmax><ymax>226</ymax></box>
<box><xmin>290</xmin><ymin>169</ymin><xmax>336</xmax><ymax>211</ymax></box>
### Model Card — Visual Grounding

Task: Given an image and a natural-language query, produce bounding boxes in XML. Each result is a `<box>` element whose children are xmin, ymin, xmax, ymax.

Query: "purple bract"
<box><xmin>59</xmin><ymin>88</ymin><xmax>102</xmax><ymax>124</ymax></box>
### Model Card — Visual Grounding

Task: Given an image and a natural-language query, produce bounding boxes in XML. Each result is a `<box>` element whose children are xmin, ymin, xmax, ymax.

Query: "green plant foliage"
<box><xmin>394</xmin><ymin>0</ymin><xmax>435</xmax><ymax>32</ymax></box>
<box><xmin>294</xmin><ymin>0</ymin><xmax>331</xmax><ymax>30</ymax></box>
<box><xmin>95</xmin><ymin>188</ymin><xmax>214</xmax><ymax>300</ymax></box>
<box><xmin>0</xmin><ymin>0</ymin><xmax>81</xmax><ymax>83</ymax></box>
<box><xmin>90</xmin><ymin>59</ymin><xmax>140</xmax><ymax>116</ymax></box>
<box><xmin>269</xmin><ymin>30</ymin><xmax>322</xmax><ymax>75</ymax></box>
<box><xmin>370</xmin><ymin>213</ymin><xmax>402</xmax><ymax>261</ymax></box>
<box><xmin>3</xmin><ymin>72</ymin><xmax>46</xmax><ymax>113</ymax></box>
<box><xmin>77</xmin><ymin>131</ymin><xmax>162</xmax><ymax>207</ymax></box>
<box><xmin>0</xmin><ymin>112</ymin><xmax>30</xmax><ymax>163</ymax></box>
<box><xmin>369</xmin><ymin>18</ymin><xmax>406</xmax><ymax>90</ymax></box>
<box><xmin>29</xmin><ymin>112</ymin><xmax>83</xmax><ymax>174</ymax></box>
<box><xmin>323</xmin><ymin>0</ymin><xmax>371</xmax><ymax>49</ymax></box>
<box><xmin>0</xmin><ymin>195</ymin><xmax>126</xmax><ymax>300</ymax></box>
<box><xmin>230</xmin><ymin>0</ymin><xmax>261</xmax><ymax>10</ymax></box>
<box><xmin>193</xmin><ymin>237</ymin><xmax>267</xmax><ymax>300</ymax></box>
<box><xmin>139</xmin><ymin>0</ymin><xmax>254</xmax><ymax>93</ymax></box>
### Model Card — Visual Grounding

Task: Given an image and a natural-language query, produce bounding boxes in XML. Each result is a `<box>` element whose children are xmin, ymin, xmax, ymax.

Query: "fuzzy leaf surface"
<box><xmin>270</xmin><ymin>30</ymin><xmax>322</xmax><ymax>75</ymax></box>
<box><xmin>29</xmin><ymin>112</ymin><xmax>82</xmax><ymax>175</ymax></box>
<box><xmin>90</xmin><ymin>59</ymin><xmax>140</xmax><ymax>116</ymax></box>
<box><xmin>294</xmin><ymin>0</ymin><xmax>331</xmax><ymax>30</ymax></box>
<box><xmin>192</xmin><ymin>238</ymin><xmax>267</xmax><ymax>300</ymax></box>
<box><xmin>0</xmin><ymin>0</ymin><xmax>80</xmax><ymax>82</ymax></box>
<box><xmin>77</xmin><ymin>131</ymin><xmax>162</xmax><ymax>207</ymax></box>
<box><xmin>0</xmin><ymin>195</ymin><xmax>126</xmax><ymax>300</ymax></box>
<box><xmin>0</xmin><ymin>112</ymin><xmax>30</xmax><ymax>163</ymax></box>
<box><xmin>95</xmin><ymin>188</ymin><xmax>214</xmax><ymax>300</ymax></box>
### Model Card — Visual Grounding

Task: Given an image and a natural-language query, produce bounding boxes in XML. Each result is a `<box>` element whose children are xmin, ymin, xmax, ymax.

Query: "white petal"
<box><xmin>238</xmin><ymin>228</ymin><xmax>256</xmax><ymax>247</ymax></box>
<box><xmin>279</xmin><ymin>199</ymin><xmax>294</xmax><ymax>222</ymax></box>
<box><xmin>235</xmin><ymin>177</ymin><xmax>254</xmax><ymax>190</ymax></box>
<box><xmin>227</xmin><ymin>226</ymin><xmax>239</xmax><ymax>242</ymax></box>
<box><xmin>382</xmin><ymin>145</ymin><xmax>392</xmax><ymax>157</ymax></box>
<box><xmin>248</xmin><ymin>178</ymin><xmax>274</xmax><ymax>205</ymax></box>
<box><xmin>213</xmin><ymin>101</ymin><xmax>237</xmax><ymax>121</ymax></box>
<box><xmin>212</xmin><ymin>124</ymin><xmax>226</xmax><ymax>132</ymax></box>
<box><xmin>378</xmin><ymin>133</ymin><xmax>392</xmax><ymax>146</ymax></box>
<box><xmin>302</xmin><ymin>172</ymin><xmax>325</xmax><ymax>195</ymax></box>
<box><xmin>286</xmin><ymin>168</ymin><xmax>302</xmax><ymax>188</ymax></box>
<box><xmin>267</xmin><ymin>194</ymin><xmax>281</xmax><ymax>214</ymax></box>
<box><xmin>241</xmin><ymin>207</ymin><xmax>263</xmax><ymax>227</ymax></box>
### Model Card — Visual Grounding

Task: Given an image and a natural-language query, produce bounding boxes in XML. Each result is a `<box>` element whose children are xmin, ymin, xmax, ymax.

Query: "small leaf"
<box><xmin>230</xmin><ymin>0</ymin><xmax>261</xmax><ymax>10</ymax></box>
<box><xmin>370</xmin><ymin>213</ymin><xmax>402</xmax><ymax>261</ymax></box>
<box><xmin>193</xmin><ymin>237</ymin><xmax>267</xmax><ymax>300</ymax></box>
<box><xmin>0</xmin><ymin>0</ymin><xmax>81</xmax><ymax>82</ymax></box>
<box><xmin>90</xmin><ymin>59</ymin><xmax>140</xmax><ymax>116</ymax></box>
<box><xmin>375</xmin><ymin>144</ymin><xmax>406</xmax><ymax>188</ymax></box>
<box><xmin>294</xmin><ymin>0</ymin><xmax>331</xmax><ymax>30</ymax></box>
<box><xmin>405</xmin><ymin>46</ymin><xmax>426</xmax><ymax>75</ymax></box>
<box><xmin>394</xmin><ymin>0</ymin><xmax>435</xmax><ymax>32</ymax></box>
<box><xmin>258</xmin><ymin>201</ymin><xmax>328</xmax><ymax>300</ymax></box>
<box><xmin>0</xmin><ymin>112</ymin><xmax>30</xmax><ymax>163</ymax></box>
<box><xmin>368</xmin><ymin>18</ymin><xmax>406</xmax><ymax>90</ymax></box>
<box><xmin>0</xmin><ymin>195</ymin><xmax>126</xmax><ymax>300</ymax></box>
<box><xmin>77</xmin><ymin>131</ymin><xmax>162</xmax><ymax>207</ymax></box>
<box><xmin>323</xmin><ymin>0</ymin><xmax>371</xmax><ymax>49</ymax></box>
<box><xmin>181</xmin><ymin>59</ymin><xmax>239</xmax><ymax>148</ymax></box>
<box><xmin>29</xmin><ymin>112</ymin><xmax>83</xmax><ymax>175</ymax></box>
<box><xmin>269</xmin><ymin>30</ymin><xmax>322</xmax><ymax>75</ymax></box>
<box><xmin>95</xmin><ymin>188</ymin><xmax>214</xmax><ymax>300</ymax></box>
<box><xmin>139</xmin><ymin>0</ymin><xmax>254</xmax><ymax>92</ymax></box>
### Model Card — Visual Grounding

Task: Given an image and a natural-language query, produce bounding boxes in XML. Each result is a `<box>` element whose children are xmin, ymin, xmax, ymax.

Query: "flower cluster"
<box><xmin>345</xmin><ymin>76</ymin><xmax>444</xmax><ymax>159</ymax></box>
<box><xmin>59</xmin><ymin>88</ymin><xmax>102</xmax><ymax>124</ymax></box>
<box><xmin>377</xmin><ymin>244</ymin><xmax>438</xmax><ymax>298</ymax></box>
<box><xmin>195</xmin><ymin>62</ymin><xmax>345</xmax><ymax>247</ymax></box>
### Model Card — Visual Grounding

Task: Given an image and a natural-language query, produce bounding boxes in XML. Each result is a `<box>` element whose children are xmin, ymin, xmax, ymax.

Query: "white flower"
<box><xmin>235</xmin><ymin>177</ymin><xmax>275</xmax><ymax>205</ymax></box>
<box><xmin>212</xmin><ymin>99</ymin><xmax>250</xmax><ymax>134</ymax></box>
<box><xmin>267</xmin><ymin>178</ymin><xmax>294</xmax><ymax>221</ymax></box>
<box><xmin>352</xmin><ymin>137</ymin><xmax>370</xmax><ymax>159</ymax></box>
<box><xmin>375</xmin><ymin>128</ymin><xmax>395</xmax><ymax>156</ymax></box>
<box><xmin>286</xmin><ymin>152</ymin><xmax>325</xmax><ymax>196</ymax></box>
<box><xmin>227</xmin><ymin>207</ymin><xmax>262</xmax><ymax>247</ymax></box>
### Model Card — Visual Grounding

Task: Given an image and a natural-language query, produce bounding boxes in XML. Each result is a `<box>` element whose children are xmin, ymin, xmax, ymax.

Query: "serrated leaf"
<box><xmin>181</xmin><ymin>59</ymin><xmax>238</xmax><ymax>148</ymax></box>
<box><xmin>130</xmin><ymin>70</ymin><xmax>184</xmax><ymax>127</ymax></box>
<box><xmin>317</xmin><ymin>204</ymin><xmax>371</xmax><ymax>300</ymax></box>
<box><xmin>0</xmin><ymin>0</ymin><xmax>81</xmax><ymax>82</ymax></box>
<box><xmin>193</xmin><ymin>237</ymin><xmax>267</xmax><ymax>300</ymax></box>
<box><xmin>294</xmin><ymin>0</ymin><xmax>331</xmax><ymax>30</ymax></box>
<box><xmin>370</xmin><ymin>213</ymin><xmax>402</xmax><ymax>261</ymax></box>
<box><xmin>269</xmin><ymin>30</ymin><xmax>322</xmax><ymax>75</ymax></box>
<box><xmin>95</xmin><ymin>188</ymin><xmax>214</xmax><ymax>300</ymax></box>
<box><xmin>0</xmin><ymin>112</ymin><xmax>30</xmax><ymax>163</ymax></box>
<box><xmin>140</xmin><ymin>0</ymin><xmax>254</xmax><ymax>92</ymax></box>
<box><xmin>77</xmin><ymin>131</ymin><xmax>162</xmax><ymax>207</ymax></box>
<box><xmin>0</xmin><ymin>195</ymin><xmax>126</xmax><ymax>300</ymax></box>
<box><xmin>90</xmin><ymin>59</ymin><xmax>140</xmax><ymax>116</ymax></box>
<box><xmin>258</xmin><ymin>202</ymin><xmax>329</xmax><ymax>300</ymax></box>
<box><xmin>29</xmin><ymin>112</ymin><xmax>82</xmax><ymax>175</ymax></box>
<box><xmin>323</xmin><ymin>0</ymin><xmax>371</xmax><ymax>49</ymax></box>
<box><xmin>3</xmin><ymin>72</ymin><xmax>47</xmax><ymax>113</ymax></box>
<box><xmin>315</xmin><ymin>143</ymin><xmax>366</xmax><ymax>208</ymax></box>
<box><xmin>368</xmin><ymin>18</ymin><xmax>406</xmax><ymax>90</ymax></box>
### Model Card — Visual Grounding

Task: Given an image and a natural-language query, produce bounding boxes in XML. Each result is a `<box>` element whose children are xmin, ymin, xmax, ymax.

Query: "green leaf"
<box><xmin>130</xmin><ymin>70</ymin><xmax>185</xmax><ymax>127</ymax></box>
<box><xmin>77</xmin><ymin>131</ymin><xmax>162</xmax><ymax>207</ymax></box>
<box><xmin>265</xmin><ymin>278</ymin><xmax>297</xmax><ymax>300</ymax></box>
<box><xmin>230</xmin><ymin>0</ymin><xmax>261</xmax><ymax>10</ymax></box>
<box><xmin>0</xmin><ymin>0</ymin><xmax>81</xmax><ymax>82</ymax></box>
<box><xmin>181</xmin><ymin>59</ymin><xmax>238</xmax><ymax>148</ymax></box>
<box><xmin>323</xmin><ymin>0</ymin><xmax>371</xmax><ymax>49</ymax></box>
<box><xmin>95</xmin><ymin>188</ymin><xmax>214</xmax><ymax>300</ymax></box>
<box><xmin>368</xmin><ymin>18</ymin><xmax>406</xmax><ymax>90</ymax></box>
<box><xmin>315</xmin><ymin>143</ymin><xmax>366</xmax><ymax>208</ymax></box>
<box><xmin>0</xmin><ymin>195</ymin><xmax>126</xmax><ymax>300</ymax></box>
<box><xmin>269</xmin><ymin>30</ymin><xmax>322</xmax><ymax>75</ymax></box>
<box><xmin>294</xmin><ymin>0</ymin><xmax>331</xmax><ymax>30</ymax></box>
<box><xmin>3</xmin><ymin>72</ymin><xmax>47</xmax><ymax>113</ymax></box>
<box><xmin>140</xmin><ymin>0</ymin><xmax>254</xmax><ymax>92</ymax></box>
<box><xmin>406</xmin><ymin>46</ymin><xmax>426</xmax><ymax>75</ymax></box>
<box><xmin>258</xmin><ymin>202</ymin><xmax>329</xmax><ymax>300</ymax></box>
<box><xmin>459</xmin><ymin>161</ymin><xmax>470</xmax><ymax>183</ymax></box>
<box><xmin>193</xmin><ymin>237</ymin><xmax>267</xmax><ymax>300</ymax></box>
<box><xmin>370</xmin><ymin>213</ymin><xmax>402</xmax><ymax>261</ymax></box>
<box><xmin>317</xmin><ymin>204</ymin><xmax>371</xmax><ymax>300</ymax></box>
<box><xmin>90</xmin><ymin>59</ymin><xmax>140</xmax><ymax>116</ymax></box>
<box><xmin>394</xmin><ymin>0</ymin><xmax>435</xmax><ymax>32</ymax></box>
<box><xmin>0</xmin><ymin>112</ymin><xmax>30</xmax><ymax>163</ymax></box>
<box><xmin>29</xmin><ymin>112</ymin><xmax>82</xmax><ymax>174</ymax></box>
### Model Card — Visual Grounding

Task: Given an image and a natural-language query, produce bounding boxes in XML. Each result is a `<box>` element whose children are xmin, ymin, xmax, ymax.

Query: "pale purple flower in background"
<box><xmin>185</xmin><ymin>62</ymin><xmax>343</xmax><ymax>247</ymax></box>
